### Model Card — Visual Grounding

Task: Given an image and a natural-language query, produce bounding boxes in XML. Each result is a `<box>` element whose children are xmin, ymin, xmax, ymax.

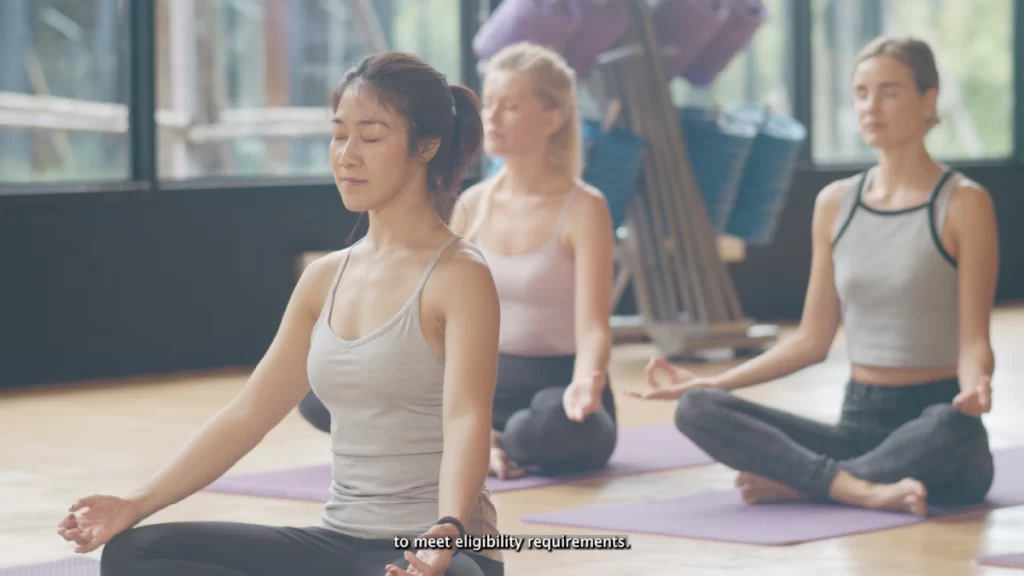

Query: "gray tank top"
<box><xmin>832</xmin><ymin>167</ymin><xmax>959</xmax><ymax>368</ymax></box>
<box><xmin>306</xmin><ymin>235</ymin><xmax>502</xmax><ymax>562</ymax></box>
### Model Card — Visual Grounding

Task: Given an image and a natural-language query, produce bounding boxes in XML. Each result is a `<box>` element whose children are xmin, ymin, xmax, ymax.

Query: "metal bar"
<box><xmin>789</xmin><ymin>0</ymin><xmax>812</xmax><ymax>164</ymax></box>
<box><xmin>1014</xmin><ymin>0</ymin><xmax>1024</xmax><ymax>161</ymax></box>
<box><xmin>128</xmin><ymin>0</ymin><xmax>157</xmax><ymax>187</ymax></box>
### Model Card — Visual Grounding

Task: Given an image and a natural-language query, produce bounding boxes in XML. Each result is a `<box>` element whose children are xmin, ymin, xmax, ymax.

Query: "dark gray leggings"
<box><xmin>674</xmin><ymin>377</ymin><xmax>994</xmax><ymax>505</ymax></box>
<box><xmin>492</xmin><ymin>354</ymin><xmax>617</xmax><ymax>475</ymax></box>
<box><xmin>298</xmin><ymin>354</ymin><xmax>619</xmax><ymax>476</ymax></box>
<box><xmin>100</xmin><ymin>522</ymin><xmax>503</xmax><ymax>576</ymax></box>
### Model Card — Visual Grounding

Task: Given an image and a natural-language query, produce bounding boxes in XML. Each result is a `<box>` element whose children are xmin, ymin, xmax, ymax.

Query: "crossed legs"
<box><xmin>491</xmin><ymin>354</ymin><xmax>617</xmax><ymax>477</ymax></box>
<box><xmin>675</xmin><ymin>381</ymin><xmax>994</xmax><ymax>514</ymax></box>
<box><xmin>100</xmin><ymin>521</ymin><xmax>503</xmax><ymax>576</ymax></box>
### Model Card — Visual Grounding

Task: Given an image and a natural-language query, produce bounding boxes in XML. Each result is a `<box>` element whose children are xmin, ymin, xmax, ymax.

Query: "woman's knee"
<box><xmin>501</xmin><ymin>386</ymin><xmax>617</xmax><ymax>468</ymax></box>
<box><xmin>674</xmin><ymin>387</ymin><xmax>729</xmax><ymax>434</ymax></box>
<box><xmin>921</xmin><ymin>404</ymin><xmax>990</xmax><ymax>447</ymax></box>
<box><xmin>100</xmin><ymin>527</ymin><xmax>151</xmax><ymax>575</ymax></box>
<box><xmin>528</xmin><ymin>386</ymin><xmax>567</xmax><ymax>413</ymax></box>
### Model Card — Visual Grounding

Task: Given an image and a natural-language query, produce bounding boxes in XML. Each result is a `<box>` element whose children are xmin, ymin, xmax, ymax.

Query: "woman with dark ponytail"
<box><xmin>58</xmin><ymin>52</ymin><xmax>504</xmax><ymax>576</ymax></box>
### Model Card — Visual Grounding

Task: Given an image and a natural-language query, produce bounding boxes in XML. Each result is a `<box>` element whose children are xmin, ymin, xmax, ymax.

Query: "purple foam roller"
<box><xmin>684</xmin><ymin>0</ymin><xmax>767</xmax><ymax>87</ymax></box>
<box><xmin>651</xmin><ymin>0</ymin><xmax>730</xmax><ymax>77</ymax></box>
<box><xmin>472</xmin><ymin>0</ymin><xmax>583</xmax><ymax>61</ymax></box>
<box><xmin>561</xmin><ymin>0</ymin><xmax>629</xmax><ymax>77</ymax></box>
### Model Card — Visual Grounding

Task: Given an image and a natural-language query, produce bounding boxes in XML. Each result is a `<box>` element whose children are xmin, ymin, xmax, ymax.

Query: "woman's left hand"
<box><xmin>385</xmin><ymin>523</ymin><xmax>457</xmax><ymax>576</ymax></box>
<box><xmin>563</xmin><ymin>371</ymin><xmax>605</xmax><ymax>422</ymax></box>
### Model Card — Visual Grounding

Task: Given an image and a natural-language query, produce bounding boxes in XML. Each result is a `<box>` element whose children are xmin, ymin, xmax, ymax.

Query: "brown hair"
<box><xmin>854</xmin><ymin>35</ymin><xmax>940</xmax><ymax>94</ymax></box>
<box><xmin>330</xmin><ymin>52</ymin><xmax>484</xmax><ymax>223</ymax></box>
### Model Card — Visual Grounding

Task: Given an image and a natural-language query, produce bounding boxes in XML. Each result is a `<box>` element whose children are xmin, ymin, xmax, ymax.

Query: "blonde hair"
<box><xmin>485</xmin><ymin>42</ymin><xmax>583</xmax><ymax>179</ymax></box>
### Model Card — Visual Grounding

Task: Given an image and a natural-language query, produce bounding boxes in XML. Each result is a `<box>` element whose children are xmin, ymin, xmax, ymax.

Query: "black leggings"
<box><xmin>297</xmin><ymin>354</ymin><xmax>618</xmax><ymax>475</ymax></box>
<box><xmin>674</xmin><ymin>377</ymin><xmax>994</xmax><ymax>505</ymax></box>
<box><xmin>100</xmin><ymin>522</ymin><xmax>504</xmax><ymax>576</ymax></box>
<box><xmin>492</xmin><ymin>354</ymin><xmax>617</xmax><ymax>475</ymax></box>
<box><xmin>299</xmin><ymin>388</ymin><xmax>332</xmax><ymax>433</ymax></box>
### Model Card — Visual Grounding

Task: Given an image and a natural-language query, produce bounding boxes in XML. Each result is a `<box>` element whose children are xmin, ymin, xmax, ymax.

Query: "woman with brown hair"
<box><xmin>57</xmin><ymin>52</ymin><xmax>505</xmax><ymax>576</ymax></box>
<box><xmin>631</xmin><ymin>36</ymin><xmax>999</xmax><ymax>516</ymax></box>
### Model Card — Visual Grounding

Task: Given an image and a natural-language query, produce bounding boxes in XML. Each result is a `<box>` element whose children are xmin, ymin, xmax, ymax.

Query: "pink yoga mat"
<box><xmin>0</xmin><ymin>557</ymin><xmax>99</xmax><ymax>576</ymax></box>
<box><xmin>520</xmin><ymin>447</ymin><xmax>1024</xmax><ymax>545</ymax></box>
<box><xmin>203</xmin><ymin>424</ymin><xmax>712</xmax><ymax>500</ymax></box>
<box><xmin>974</xmin><ymin>553</ymin><xmax>1024</xmax><ymax>570</ymax></box>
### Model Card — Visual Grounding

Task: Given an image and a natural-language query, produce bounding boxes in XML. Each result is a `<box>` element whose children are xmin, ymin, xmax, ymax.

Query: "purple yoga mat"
<box><xmin>683</xmin><ymin>0</ymin><xmax>767</xmax><ymax>87</ymax></box>
<box><xmin>204</xmin><ymin>463</ymin><xmax>332</xmax><ymax>502</ymax></box>
<box><xmin>487</xmin><ymin>423</ymin><xmax>713</xmax><ymax>492</ymax></box>
<box><xmin>0</xmin><ymin>558</ymin><xmax>99</xmax><ymax>576</ymax></box>
<box><xmin>651</xmin><ymin>0</ymin><xmax>730</xmax><ymax>77</ymax></box>
<box><xmin>560</xmin><ymin>0</ymin><xmax>628</xmax><ymax>77</ymax></box>
<box><xmin>520</xmin><ymin>447</ymin><xmax>1024</xmax><ymax>546</ymax></box>
<box><xmin>975</xmin><ymin>553</ymin><xmax>1024</xmax><ymax>570</ymax></box>
<box><xmin>203</xmin><ymin>424</ymin><xmax>712</xmax><ymax>500</ymax></box>
<box><xmin>472</xmin><ymin>0</ymin><xmax>582</xmax><ymax>61</ymax></box>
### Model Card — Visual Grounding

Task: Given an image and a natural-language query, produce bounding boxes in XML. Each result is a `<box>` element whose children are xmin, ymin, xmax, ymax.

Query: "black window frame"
<box><xmin>0</xmin><ymin>0</ymin><xmax>1020</xmax><ymax>198</ymax></box>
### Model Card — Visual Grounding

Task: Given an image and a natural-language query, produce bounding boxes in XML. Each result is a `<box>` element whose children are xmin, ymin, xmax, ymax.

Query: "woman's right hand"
<box><xmin>488</xmin><ymin>438</ymin><xmax>525</xmax><ymax>480</ymax></box>
<box><xmin>57</xmin><ymin>494</ymin><xmax>142</xmax><ymax>553</ymax></box>
<box><xmin>489</xmin><ymin>446</ymin><xmax>525</xmax><ymax>480</ymax></box>
<box><xmin>624</xmin><ymin>357</ymin><xmax>716</xmax><ymax>400</ymax></box>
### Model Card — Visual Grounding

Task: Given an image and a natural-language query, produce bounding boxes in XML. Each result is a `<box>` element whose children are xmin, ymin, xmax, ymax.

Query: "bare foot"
<box><xmin>489</xmin><ymin>446</ymin><xmax>525</xmax><ymax>480</ymax></box>
<box><xmin>735</xmin><ymin>472</ymin><xmax>806</xmax><ymax>504</ymax></box>
<box><xmin>863</xmin><ymin>478</ymin><xmax>928</xmax><ymax>515</ymax></box>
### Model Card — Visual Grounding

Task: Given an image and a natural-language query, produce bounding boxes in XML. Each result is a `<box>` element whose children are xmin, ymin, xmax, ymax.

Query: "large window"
<box><xmin>0</xmin><ymin>0</ymin><xmax>130</xmax><ymax>185</ymax></box>
<box><xmin>811</xmin><ymin>0</ymin><xmax>1014</xmax><ymax>163</ymax></box>
<box><xmin>672</xmin><ymin>0</ymin><xmax>794</xmax><ymax>117</ymax></box>
<box><xmin>155</xmin><ymin>0</ymin><xmax>462</xmax><ymax>180</ymax></box>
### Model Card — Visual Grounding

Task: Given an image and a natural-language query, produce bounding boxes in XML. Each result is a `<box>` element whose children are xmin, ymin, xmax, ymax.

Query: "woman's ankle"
<box><xmin>827</xmin><ymin>469</ymin><xmax>876</xmax><ymax>505</ymax></box>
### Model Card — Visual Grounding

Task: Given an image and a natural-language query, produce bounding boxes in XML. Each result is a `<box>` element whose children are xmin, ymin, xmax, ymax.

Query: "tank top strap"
<box><xmin>320</xmin><ymin>243</ymin><xmax>359</xmax><ymax>320</ymax></box>
<box><xmin>832</xmin><ymin>170</ymin><xmax>869</xmax><ymax>247</ymax></box>
<box><xmin>553</xmin><ymin>182</ymin><xmax>580</xmax><ymax>235</ymax></box>
<box><xmin>928</xmin><ymin>169</ymin><xmax>957</xmax><ymax>237</ymax></box>
<box><xmin>410</xmin><ymin>235</ymin><xmax>462</xmax><ymax>297</ymax></box>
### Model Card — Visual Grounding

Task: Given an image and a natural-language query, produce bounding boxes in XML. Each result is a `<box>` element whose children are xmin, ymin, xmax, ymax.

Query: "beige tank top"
<box><xmin>307</xmin><ymin>235</ymin><xmax>502</xmax><ymax>562</ymax></box>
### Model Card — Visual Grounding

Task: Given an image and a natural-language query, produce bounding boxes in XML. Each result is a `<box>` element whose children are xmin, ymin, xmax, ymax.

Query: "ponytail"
<box><xmin>432</xmin><ymin>84</ymin><xmax>484</xmax><ymax>222</ymax></box>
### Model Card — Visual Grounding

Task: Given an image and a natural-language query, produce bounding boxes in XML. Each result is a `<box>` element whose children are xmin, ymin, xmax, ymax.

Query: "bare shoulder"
<box><xmin>450</xmin><ymin>179</ymin><xmax>493</xmax><ymax>235</ymax></box>
<box><xmin>429</xmin><ymin>239</ymin><xmax>498</xmax><ymax>303</ymax></box>
<box><xmin>815</xmin><ymin>175</ymin><xmax>856</xmax><ymax>211</ymax></box>
<box><xmin>295</xmin><ymin>249</ymin><xmax>347</xmax><ymax>315</ymax></box>
<box><xmin>568</xmin><ymin>181</ymin><xmax>612</xmax><ymax>223</ymax></box>
<box><xmin>948</xmin><ymin>176</ymin><xmax>995</xmax><ymax>213</ymax></box>
<box><xmin>573</xmin><ymin>181</ymin><xmax>610</xmax><ymax>206</ymax></box>
<box><xmin>809</xmin><ymin>176</ymin><xmax>860</xmax><ymax>244</ymax></box>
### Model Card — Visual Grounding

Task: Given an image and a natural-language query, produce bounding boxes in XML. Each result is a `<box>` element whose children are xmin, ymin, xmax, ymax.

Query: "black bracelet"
<box><xmin>434</xmin><ymin>516</ymin><xmax>465</xmax><ymax>555</ymax></box>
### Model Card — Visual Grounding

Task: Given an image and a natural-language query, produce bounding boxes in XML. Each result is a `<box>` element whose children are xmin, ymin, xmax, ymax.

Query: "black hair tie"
<box><xmin>434</xmin><ymin>516</ymin><xmax>465</xmax><ymax>556</ymax></box>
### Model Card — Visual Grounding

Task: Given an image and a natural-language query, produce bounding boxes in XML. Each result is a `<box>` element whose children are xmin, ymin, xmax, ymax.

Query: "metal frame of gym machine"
<box><xmin>595</xmin><ymin>0</ymin><xmax>779</xmax><ymax>360</ymax></box>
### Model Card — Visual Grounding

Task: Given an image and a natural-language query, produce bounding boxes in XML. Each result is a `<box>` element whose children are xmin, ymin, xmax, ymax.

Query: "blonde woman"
<box><xmin>452</xmin><ymin>42</ymin><xmax>618</xmax><ymax>480</ymax></box>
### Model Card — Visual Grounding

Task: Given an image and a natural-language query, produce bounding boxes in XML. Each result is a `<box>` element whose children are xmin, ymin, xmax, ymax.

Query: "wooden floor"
<box><xmin>3</xmin><ymin>305</ymin><xmax>1023</xmax><ymax>575</ymax></box>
